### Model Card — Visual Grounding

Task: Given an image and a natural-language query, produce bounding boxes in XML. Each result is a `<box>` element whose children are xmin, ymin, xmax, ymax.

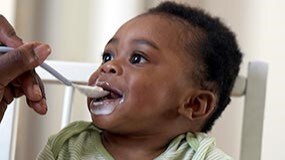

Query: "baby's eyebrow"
<box><xmin>106</xmin><ymin>38</ymin><xmax>159</xmax><ymax>50</ymax></box>
<box><xmin>107</xmin><ymin>38</ymin><xmax>118</xmax><ymax>45</ymax></box>
<box><xmin>132</xmin><ymin>39</ymin><xmax>159</xmax><ymax>50</ymax></box>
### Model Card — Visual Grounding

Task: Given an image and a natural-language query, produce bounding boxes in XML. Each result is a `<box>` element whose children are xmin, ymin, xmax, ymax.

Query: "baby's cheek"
<box><xmin>88</xmin><ymin>70</ymin><xmax>99</xmax><ymax>85</ymax></box>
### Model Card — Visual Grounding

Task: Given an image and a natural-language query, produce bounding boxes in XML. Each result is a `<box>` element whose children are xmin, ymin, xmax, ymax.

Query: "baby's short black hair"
<box><xmin>148</xmin><ymin>1</ymin><xmax>243</xmax><ymax>132</ymax></box>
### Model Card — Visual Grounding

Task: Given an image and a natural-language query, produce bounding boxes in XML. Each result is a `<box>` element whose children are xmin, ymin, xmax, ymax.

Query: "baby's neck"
<box><xmin>101</xmin><ymin>131</ymin><xmax>175</xmax><ymax>160</ymax></box>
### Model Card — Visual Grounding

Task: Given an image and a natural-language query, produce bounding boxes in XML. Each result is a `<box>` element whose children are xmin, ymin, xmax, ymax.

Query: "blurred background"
<box><xmin>0</xmin><ymin>0</ymin><xmax>284</xmax><ymax>159</ymax></box>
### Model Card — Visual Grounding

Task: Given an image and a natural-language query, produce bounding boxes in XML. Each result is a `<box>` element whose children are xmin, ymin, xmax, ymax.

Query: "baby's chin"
<box><xmin>89</xmin><ymin>111</ymin><xmax>119</xmax><ymax>131</ymax></box>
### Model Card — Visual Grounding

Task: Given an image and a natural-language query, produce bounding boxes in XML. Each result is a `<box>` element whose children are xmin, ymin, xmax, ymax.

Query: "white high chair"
<box><xmin>0</xmin><ymin>60</ymin><xmax>268</xmax><ymax>160</ymax></box>
<box><xmin>232</xmin><ymin>61</ymin><xmax>268</xmax><ymax>160</ymax></box>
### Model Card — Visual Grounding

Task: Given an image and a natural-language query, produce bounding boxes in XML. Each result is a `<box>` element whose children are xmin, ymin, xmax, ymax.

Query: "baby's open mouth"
<box><xmin>94</xmin><ymin>88</ymin><xmax>123</xmax><ymax>102</ymax></box>
<box><xmin>89</xmin><ymin>83</ymin><xmax>124</xmax><ymax>115</ymax></box>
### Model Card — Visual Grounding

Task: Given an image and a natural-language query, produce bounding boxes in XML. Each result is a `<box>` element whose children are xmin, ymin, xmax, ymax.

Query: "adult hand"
<box><xmin>0</xmin><ymin>15</ymin><xmax>51</xmax><ymax>123</ymax></box>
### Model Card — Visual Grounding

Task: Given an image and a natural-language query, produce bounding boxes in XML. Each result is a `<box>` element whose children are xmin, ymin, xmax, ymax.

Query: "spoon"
<box><xmin>0</xmin><ymin>46</ymin><xmax>109</xmax><ymax>98</ymax></box>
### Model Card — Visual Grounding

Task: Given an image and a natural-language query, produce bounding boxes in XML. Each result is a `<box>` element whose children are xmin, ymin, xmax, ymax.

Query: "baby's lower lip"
<box><xmin>89</xmin><ymin>98</ymin><xmax>123</xmax><ymax>115</ymax></box>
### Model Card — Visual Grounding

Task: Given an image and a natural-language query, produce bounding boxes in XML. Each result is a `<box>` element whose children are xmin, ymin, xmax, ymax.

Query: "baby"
<box><xmin>38</xmin><ymin>1</ymin><xmax>242</xmax><ymax>160</ymax></box>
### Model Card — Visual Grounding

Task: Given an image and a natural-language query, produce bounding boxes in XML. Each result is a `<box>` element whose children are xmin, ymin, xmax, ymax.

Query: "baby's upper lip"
<box><xmin>95</xmin><ymin>81</ymin><xmax>123</xmax><ymax>97</ymax></box>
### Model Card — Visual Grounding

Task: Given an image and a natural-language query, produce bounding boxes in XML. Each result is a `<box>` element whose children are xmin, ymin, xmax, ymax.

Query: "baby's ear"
<box><xmin>178</xmin><ymin>90</ymin><xmax>216</xmax><ymax>121</ymax></box>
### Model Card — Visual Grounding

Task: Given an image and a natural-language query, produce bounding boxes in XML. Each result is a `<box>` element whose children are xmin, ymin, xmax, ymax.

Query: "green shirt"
<box><xmin>37</xmin><ymin>121</ymin><xmax>232</xmax><ymax>160</ymax></box>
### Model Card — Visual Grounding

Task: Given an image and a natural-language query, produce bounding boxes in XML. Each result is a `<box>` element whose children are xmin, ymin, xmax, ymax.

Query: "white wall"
<box><xmin>0</xmin><ymin>0</ymin><xmax>16</xmax><ymax>23</ymax></box>
<box><xmin>252</xmin><ymin>1</ymin><xmax>285</xmax><ymax>159</ymax></box>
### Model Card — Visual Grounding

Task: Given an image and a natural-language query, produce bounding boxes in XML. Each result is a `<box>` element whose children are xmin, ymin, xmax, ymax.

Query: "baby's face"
<box><xmin>88</xmin><ymin>14</ymin><xmax>196</xmax><ymax>133</ymax></box>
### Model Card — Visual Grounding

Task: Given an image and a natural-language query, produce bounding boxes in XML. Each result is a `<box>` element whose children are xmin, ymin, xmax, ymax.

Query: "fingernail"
<box><xmin>34</xmin><ymin>44</ymin><xmax>51</xmax><ymax>62</ymax></box>
<box><xmin>41</xmin><ymin>99</ymin><xmax>48</xmax><ymax>113</ymax></box>
<box><xmin>34</xmin><ymin>99</ymin><xmax>47</xmax><ymax>114</ymax></box>
<box><xmin>34</xmin><ymin>102</ymin><xmax>41</xmax><ymax>111</ymax></box>
<box><xmin>33</xmin><ymin>84</ymin><xmax>42</xmax><ymax>99</ymax></box>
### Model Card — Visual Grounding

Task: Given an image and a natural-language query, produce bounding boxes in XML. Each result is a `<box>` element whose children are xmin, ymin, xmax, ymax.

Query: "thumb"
<box><xmin>0</xmin><ymin>42</ymin><xmax>51</xmax><ymax>86</ymax></box>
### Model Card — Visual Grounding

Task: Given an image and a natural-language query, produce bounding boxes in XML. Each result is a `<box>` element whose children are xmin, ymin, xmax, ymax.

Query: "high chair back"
<box><xmin>231</xmin><ymin>61</ymin><xmax>268</xmax><ymax>160</ymax></box>
<box><xmin>0</xmin><ymin>60</ymin><xmax>268</xmax><ymax>160</ymax></box>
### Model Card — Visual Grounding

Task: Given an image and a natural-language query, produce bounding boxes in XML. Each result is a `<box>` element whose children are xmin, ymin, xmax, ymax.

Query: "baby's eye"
<box><xmin>130</xmin><ymin>53</ymin><xmax>147</xmax><ymax>64</ymax></box>
<box><xmin>102</xmin><ymin>52</ymin><xmax>114</xmax><ymax>63</ymax></box>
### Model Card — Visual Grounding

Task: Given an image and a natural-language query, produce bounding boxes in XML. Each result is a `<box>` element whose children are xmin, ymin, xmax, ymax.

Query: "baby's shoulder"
<box><xmin>38</xmin><ymin>121</ymin><xmax>114</xmax><ymax>159</ymax></box>
<box><xmin>156</xmin><ymin>132</ymin><xmax>233</xmax><ymax>160</ymax></box>
<box><xmin>48</xmin><ymin>121</ymin><xmax>101</xmax><ymax>156</ymax></box>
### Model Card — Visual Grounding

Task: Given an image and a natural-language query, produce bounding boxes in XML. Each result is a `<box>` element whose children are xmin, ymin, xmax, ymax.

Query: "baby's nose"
<box><xmin>100</xmin><ymin>61</ymin><xmax>122</xmax><ymax>75</ymax></box>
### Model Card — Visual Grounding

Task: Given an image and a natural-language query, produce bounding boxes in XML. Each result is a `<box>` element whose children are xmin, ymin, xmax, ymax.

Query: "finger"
<box><xmin>0</xmin><ymin>15</ymin><xmax>23</xmax><ymax>47</ymax></box>
<box><xmin>17</xmin><ymin>70</ymin><xmax>48</xmax><ymax>114</ymax></box>
<box><xmin>0</xmin><ymin>42</ymin><xmax>51</xmax><ymax>87</ymax></box>
<box><xmin>35</xmin><ymin>72</ymin><xmax>46</xmax><ymax>99</ymax></box>
<box><xmin>11</xmin><ymin>79</ymin><xmax>21</xmax><ymax>87</ymax></box>
<box><xmin>17</xmin><ymin>70</ymin><xmax>43</xmax><ymax>101</ymax></box>
<box><xmin>0</xmin><ymin>83</ymin><xmax>16</xmax><ymax>102</ymax></box>
<box><xmin>0</xmin><ymin>101</ymin><xmax>8</xmax><ymax>122</ymax></box>
<box><xmin>0</xmin><ymin>79</ymin><xmax>22</xmax><ymax>100</ymax></box>
<box><xmin>10</xmin><ymin>83</ymin><xmax>24</xmax><ymax>98</ymax></box>
<box><xmin>27</xmin><ymin>98</ymin><xmax>47</xmax><ymax>115</ymax></box>
<box><xmin>0</xmin><ymin>84</ymin><xmax>4</xmax><ymax>102</ymax></box>
<box><xmin>3</xmin><ymin>85</ymin><xmax>14</xmax><ymax>104</ymax></box>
